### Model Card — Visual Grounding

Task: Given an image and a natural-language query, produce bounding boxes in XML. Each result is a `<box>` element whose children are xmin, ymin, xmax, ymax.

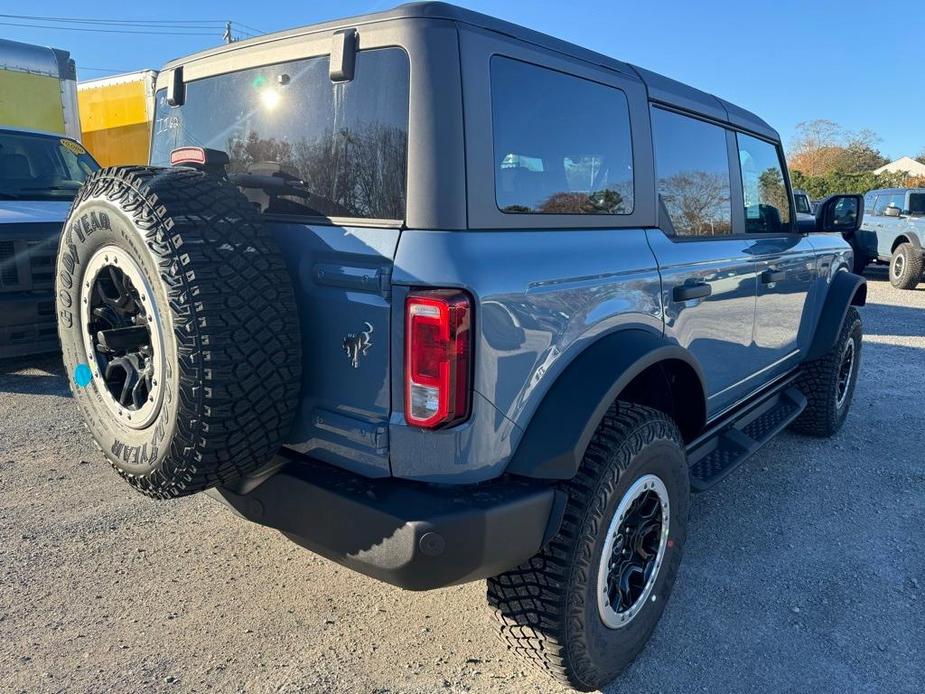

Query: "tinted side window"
<box><xmin>491</xmin><ymin>57</ymin><xmax>634</xmax><ymax>215</ymax></box>
<box><xmin>889</xmin><ymin>193</ymin><xmax>905</xmax><ymax>211</ymax></box>
<box><xmin>737</xmin><ymin>133</ymin><xmax>791</xmax><ymax>233</ymax></box>
<box><xmin>872</xmin><ymin>195</ymin><xmax>890</xmax><ymax>215</ymax></box>
<box><xmin>151</xmin><ymin>48</ymin><xmax>409</xmax><ymax>220</ymax></box>
<box><xmin>908</xmin><ymin>193</ymin><xmax>925</xmax><ymax>215</ymax></box>
<box><xmin>651</xmin><ymin>108</ymin><xmax>731</xmax><ymax>236</ymax></box>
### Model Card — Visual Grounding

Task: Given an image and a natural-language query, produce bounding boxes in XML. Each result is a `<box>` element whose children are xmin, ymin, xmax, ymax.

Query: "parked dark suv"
<box><xmin>55</xmin><ymin>4</ymin><xmax>866</xmax><ymax>690</ymax></box>
<box><xmin>0</xmin><ymin>127</ymin><xmax>99</xmax><ymax>358</ymax></box>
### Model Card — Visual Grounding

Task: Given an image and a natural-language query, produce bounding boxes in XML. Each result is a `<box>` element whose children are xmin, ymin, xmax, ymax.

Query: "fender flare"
<box><xmin>506</xmin><ymin>328</ymin><xmax>707</xmax><ymax>480</ymax></box>
<box><xmin>891</xmin><ymin>233</ymin><xmax>923</xmax><ymax>252</ymax></box>
<box><xmin>805</xmin><ymin>271</ymin><xmax>866</xmax><ymax>362</ymax></box>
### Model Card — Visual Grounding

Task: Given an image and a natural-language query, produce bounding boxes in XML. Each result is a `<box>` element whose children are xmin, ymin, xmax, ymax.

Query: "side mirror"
<box><xmin>884</xmin><ymin>205</ymin><xmax>901</xmax><ymax>217</ymax></box>
<box><xmin>813</xmin><ymin>194</ymin><xmax>864</xmax><ymax>234</ymax></box>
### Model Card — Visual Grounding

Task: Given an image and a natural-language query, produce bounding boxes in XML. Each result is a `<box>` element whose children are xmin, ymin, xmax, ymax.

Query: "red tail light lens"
<box><xmin>405</xmin><ymin>290</ymin><xmax>472</xmax><ymax>429</ymax></box>
<box><xmin>170</xmin><ymin>146</ymin><xmax>207</xmax><ymax>166</ymax></box>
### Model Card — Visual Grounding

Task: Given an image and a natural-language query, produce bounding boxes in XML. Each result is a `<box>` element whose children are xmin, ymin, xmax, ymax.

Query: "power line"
<box><xmin>0</xmin><ymin>13</ymin><xmax>227</xmax><ymax>26</ymax></box>
<box><xmin>0</xmin><ymin>13</ymin><xmax>265</xmax><ymax>37</ymax></box>
<box><xmin>0</xmin><ymin>20</ymin><xmax>217</xmax><ymax>36</ymax></box>
<box><xmin>232</xmin><ymin>21</ymin><xmax>266</xmax><ymax>35</ymax></box>
<box><xmin>78</xmin><ymin>66</ymin><xmax>132</xmax><ymax>72</ymax></box>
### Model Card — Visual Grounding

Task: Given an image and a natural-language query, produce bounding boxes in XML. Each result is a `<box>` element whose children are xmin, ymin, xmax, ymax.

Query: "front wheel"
<box><xmin>889</xmin><ymin>243</ymin><xmax>923</xmax><ymax>290</ymax></box>
<box><xmin>487</xmin><ymin>403</ymin><xmax>689</xmax><ymax>691</ymax></box>
<box><xmin>791</xmin><ymin>306</ymin><xmax>862</xmax><ymax>437</ymax></box>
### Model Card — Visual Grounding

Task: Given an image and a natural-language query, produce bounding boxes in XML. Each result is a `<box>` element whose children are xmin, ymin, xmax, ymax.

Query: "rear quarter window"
<box><xmin>490</xmin><ymin>56</ymin><xmax>634</xmax><ymax>215</ymax></box>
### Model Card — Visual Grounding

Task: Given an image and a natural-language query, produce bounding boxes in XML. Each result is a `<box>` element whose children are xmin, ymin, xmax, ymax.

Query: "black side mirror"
<box><xmin>813</xmin><ymin>194</ymin><xmax>864</xmax><ymax>233</ymax></box>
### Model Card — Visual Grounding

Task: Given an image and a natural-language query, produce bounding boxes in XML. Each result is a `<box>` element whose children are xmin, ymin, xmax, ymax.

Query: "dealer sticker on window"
<box><xmin>60</xmin><ymin>138</ymin><xmax>87</xmax><ymax>156</ymax></box>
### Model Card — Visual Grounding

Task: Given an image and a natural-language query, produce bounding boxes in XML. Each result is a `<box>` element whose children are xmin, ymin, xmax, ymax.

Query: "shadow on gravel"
<box><xmin>862</xmin><ymin>303</ymin><xmax>925</xmax><ymax>337</ymax></box>
<box><xmin>0</xmin><ymin>354</ymin><xmax>70</xmax><ymax>398</ymax></box>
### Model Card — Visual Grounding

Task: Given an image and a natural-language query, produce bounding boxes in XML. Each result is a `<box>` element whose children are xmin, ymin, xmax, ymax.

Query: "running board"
<box><xmin>686</xmin><ymin>386</ymin><xmax>807</xmax><ymax>492</ymax></box>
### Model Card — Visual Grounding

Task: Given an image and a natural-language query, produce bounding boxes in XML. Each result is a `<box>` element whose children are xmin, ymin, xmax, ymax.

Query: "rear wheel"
<box><xmin>889</xmin><ymin>243</ymin><xmax>923</xmax><ymax>290</ymax></box>
<box><xmin>487</xmin><ymin>403</ymin><xmax>689</xmax><ymax>691</ymax></box>
<box><xmin>56</xmin><ymin>166</ymin><xmax>302</xmax><ymax>498</ymax></box>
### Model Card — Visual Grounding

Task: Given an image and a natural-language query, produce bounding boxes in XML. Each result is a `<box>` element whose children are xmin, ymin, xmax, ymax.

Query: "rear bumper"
<box><xmin>207</xmin><ymin>453</ymin><xmax>561</xmax><ymax>590</ymax></box>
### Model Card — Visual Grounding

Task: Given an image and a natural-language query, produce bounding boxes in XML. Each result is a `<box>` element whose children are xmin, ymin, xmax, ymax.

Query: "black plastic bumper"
<box><xmin>206</xmin><ymin>455</ymin><xmax>561</xmax><ymax>591</ymax></box>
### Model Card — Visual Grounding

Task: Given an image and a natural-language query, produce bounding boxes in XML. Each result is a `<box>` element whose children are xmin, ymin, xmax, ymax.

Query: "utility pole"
<box><xmin>223</xmin><ymin>21</ymin><xmax>234</xmax><ymax>44</ymax></box>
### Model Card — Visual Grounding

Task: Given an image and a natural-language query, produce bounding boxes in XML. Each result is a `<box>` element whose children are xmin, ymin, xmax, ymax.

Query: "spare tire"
<box><xmin>55</xmin><ymin>166</ymin><xmax>301</xmax><ymax>498</ymax></box>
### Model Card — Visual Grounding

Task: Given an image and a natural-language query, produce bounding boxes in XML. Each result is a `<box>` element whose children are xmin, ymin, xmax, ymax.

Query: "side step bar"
<box><xmin>686</xmin><ymin>386</ymin><xmax>807</xmax><ymax>492</ymax></box>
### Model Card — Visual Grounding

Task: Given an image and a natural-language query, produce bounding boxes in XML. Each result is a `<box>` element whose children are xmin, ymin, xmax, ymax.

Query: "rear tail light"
<box><xmin>405</xmin><ymin>290</ymin><xmax>472</xmax><ymax>429</ymax></box>
<box><xmin>170</xmin><ymin>146</ymin><xmax>207</xmax><ymax>166</ymax></box>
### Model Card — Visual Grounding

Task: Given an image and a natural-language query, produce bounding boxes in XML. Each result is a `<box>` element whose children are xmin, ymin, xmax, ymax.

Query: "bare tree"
<box><xmin>659</xmin><ymin>170</ymin><xmax>731</xmax><ymax>236</ymax></box>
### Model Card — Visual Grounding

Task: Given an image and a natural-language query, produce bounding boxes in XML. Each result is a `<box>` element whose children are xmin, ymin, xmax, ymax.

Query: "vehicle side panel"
<box><xmin>389</xmin><ymin>227</ymin><xmax>662</xmax><ymax>483</ymax></box>
<box><xmin>645</xmin><ymin>230</ymin><xmax>758</xmax><ymax>417</ymax></box>
<box><xmin>798</xmin><ymin>232</ymin><xmax>855</xmax><ymax>357</ymax></box>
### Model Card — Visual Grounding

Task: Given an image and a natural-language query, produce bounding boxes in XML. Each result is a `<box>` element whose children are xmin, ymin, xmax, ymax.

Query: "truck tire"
<box><xmin>851</xmin><ymin>251</ymin><xmax>869</xmax><ymax>276</ymax></box>
<box><xmin>487</xmin><ymin>403</ymin><xmax>689</xmax><ymax>691</ymax></box>
<box><xmin>55</xmin><ymin>166</ymin><xmax>301</xmax><ymax>499</ymax></box>
<box><xmin>791</xmin><ymin>306</ymin><xmax>861</xmax><ymax>437</ymax></box>
<box><xmin>889</xmin><ymin>243</ymin><xmax>922</xmax><ymax>290</ymax></box>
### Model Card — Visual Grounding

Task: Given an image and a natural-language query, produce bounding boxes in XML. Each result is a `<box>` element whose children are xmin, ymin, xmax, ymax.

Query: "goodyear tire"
<box><xmin>55</xmin><ymin>166</ymin><xmax>301</xmax><ymax>498</ymax></box>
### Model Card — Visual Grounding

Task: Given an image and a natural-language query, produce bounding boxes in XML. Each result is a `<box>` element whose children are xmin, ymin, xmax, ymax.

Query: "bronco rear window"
<box><xmin>490</xmin><ymin>56</ymin><xmax>634</xmax><ymax>215</ymax></box>
<box><xmin>150</xmin><ymin>48</ymin><xmax>409</xmax><ymax>221</ymax></box>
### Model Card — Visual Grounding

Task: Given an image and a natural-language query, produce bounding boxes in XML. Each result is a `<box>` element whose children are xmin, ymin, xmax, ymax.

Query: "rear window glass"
<box><xmin>151</xmin><ymin>48</ymin><xmax>409</xmax><ymax>220</ymax></box>
<box><xmin>490</xmin><ymin>56</ymin><xmax>634</xmax><ymax>215</ymax></box>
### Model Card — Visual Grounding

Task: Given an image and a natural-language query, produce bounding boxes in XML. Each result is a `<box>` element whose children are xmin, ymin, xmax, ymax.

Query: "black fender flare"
<box><xmin>506</xmin><ymin>328</ymin><xmax>707</xmax><ymax>480</ymax></box>
<box><xmin>891</xmin><ymin>233</ymin><xmax>923</xmax><ymax>252</ymax></box>
<box><xmin>805</xmin><ymin>271</ymin><xmax>867</xmax><ymax>362</ymax></box>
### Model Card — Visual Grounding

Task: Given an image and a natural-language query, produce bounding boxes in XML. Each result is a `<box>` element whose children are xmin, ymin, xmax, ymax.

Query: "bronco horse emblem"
<box><xmin>343</xmin><ymin>321</ymin><xmax>374</xmax><ymax>368</ymax></box>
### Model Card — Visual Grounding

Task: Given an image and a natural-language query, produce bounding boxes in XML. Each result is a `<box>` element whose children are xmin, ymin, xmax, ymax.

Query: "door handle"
<box><xmin>761</xmin><ymin>269</ymin><xmax>787</xmax><ymax>284</ymax></box>
<box><xmin>672</xmin><ymin>282</ymin><xmax>712</xmax><ymax>302</ymax></box>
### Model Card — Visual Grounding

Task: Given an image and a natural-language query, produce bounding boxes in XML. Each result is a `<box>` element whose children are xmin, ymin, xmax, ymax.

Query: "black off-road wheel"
<box><xmin>55</xmin><ymin>166</ymin><xmax>301</xmax><ymax>498</ymax></box>
<box><xmin>791</xmin><ymin>306</ymin><xmax>862</xmax><ymax>437</ymax></box>
<box><xmin>487</xmin><ymin>403</ymin><xmax>689</xmax><ymax>691</ymax></box>
<box><xmin>889</xmin><ymin>243</ymin><xmax>923</xmax><ymax>290</ymax></box>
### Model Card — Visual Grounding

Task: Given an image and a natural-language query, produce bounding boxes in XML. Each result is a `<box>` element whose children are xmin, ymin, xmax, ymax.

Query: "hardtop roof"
<box><xmin>161</xmin><ymin>1</ymin><xmax>778</xmax><ymax>141</ymax></box>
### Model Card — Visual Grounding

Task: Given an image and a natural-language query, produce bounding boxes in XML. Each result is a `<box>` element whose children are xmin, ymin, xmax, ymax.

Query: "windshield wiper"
<box><xmin>0</xmin><ymin>192</ymin><xmax>20</xmax><ymax>199</ymax></box>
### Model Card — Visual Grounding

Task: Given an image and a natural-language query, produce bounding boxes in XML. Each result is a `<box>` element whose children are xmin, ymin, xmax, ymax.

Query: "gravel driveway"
<box><xmin>1</xmin><ymin>267</ymin><xmax>922</xmax><ymax>694</ymax></box>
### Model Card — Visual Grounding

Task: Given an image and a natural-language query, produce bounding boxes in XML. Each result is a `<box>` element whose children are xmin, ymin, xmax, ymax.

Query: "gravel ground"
<box><xmin>1</xmin><ymin>267</ymin><xmax>922</xmax><ymax>694</ymax></box>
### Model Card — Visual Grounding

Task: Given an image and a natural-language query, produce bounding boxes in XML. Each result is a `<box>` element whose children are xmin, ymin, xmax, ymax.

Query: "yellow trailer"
<box><xmin>0</xmin><ymin>38</ymin><xmax>80</xmax><ymax>138</ymax></box>
<box><xmin>78</xmin><ymin>70</ymin><xmax>157</xmax><ymax>166</ymax></box>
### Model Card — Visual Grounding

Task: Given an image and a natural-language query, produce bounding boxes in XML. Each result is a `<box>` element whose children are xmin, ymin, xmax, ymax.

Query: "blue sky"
<box><xmin>5</xmin><ymin>0</ymin><xmax>922</xmax><ymax>159</ymax></box>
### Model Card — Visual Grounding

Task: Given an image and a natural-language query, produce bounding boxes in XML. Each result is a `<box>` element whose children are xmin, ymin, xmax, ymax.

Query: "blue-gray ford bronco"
<box><xmin>55</xmin><ymin>4</ymin><xmax>868</xmax><ymax>689</ymax></box>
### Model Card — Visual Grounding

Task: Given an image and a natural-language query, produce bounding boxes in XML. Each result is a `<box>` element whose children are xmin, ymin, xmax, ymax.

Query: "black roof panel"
<box><xmin>163</xmin><ymin>1</ymin><xmax>779</xmax><ymax>142</ymax></box>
